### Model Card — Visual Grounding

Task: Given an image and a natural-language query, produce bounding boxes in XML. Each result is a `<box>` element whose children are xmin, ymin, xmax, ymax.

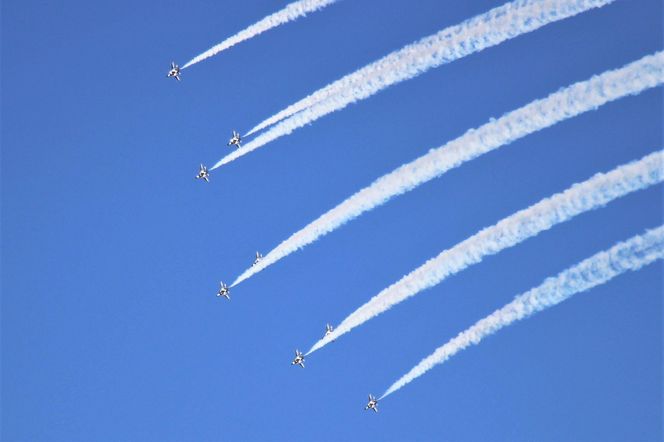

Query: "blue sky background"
<box><xmin>2</xmin><ymin>0</ymin><xmax>662</xmax><ymax>440</ymax></box>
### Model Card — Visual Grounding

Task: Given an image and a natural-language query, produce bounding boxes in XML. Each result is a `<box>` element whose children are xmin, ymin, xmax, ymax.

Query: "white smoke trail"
<box><xmin>380</xmin><ymin>226</ymin><xmax>664</xmax><ymax>399</ymax></box>
<box><xmin>245</xmin><ymin>0</ymin><xmax>616</xmax><ymax>136</ymax></box>
<box><xmin>307</xmin><ymin>149</ymin><xmax>664</xmax><ymax>354</ymax></box>
<box><xmin>182</xmin><ymin>0</ymin><xmax>337</xmax><ymax>69</ymax></box>
<box><xmin>214</xmin><ymin>0</ymin><xmax>615</xmax><ymax>165</ymax></box>
<box><xmin>230</xmin><ymin>52</ymin><xmax>664</xmax><ymax>288</ymax></box>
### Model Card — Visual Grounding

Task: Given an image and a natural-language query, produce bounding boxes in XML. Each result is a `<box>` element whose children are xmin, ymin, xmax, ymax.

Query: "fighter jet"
<box><xmin>365</xmin><ymin>394</ymin><xmax>379</xmax><ymax>413</ymax></box>
<box><xmin>217</xmin><ymin>281</ymin><xmax>231</xmax><ymax>300</ymax></box>
<box><xmin>227</xmin><ymin>130</ymin><xmax>242</xmax><ymax>148</ymax></box>
<box><xmin>324</xmin><ymin>324</ymin><xmax>334</xmax><ymax>337</ymax></box>
<box><xmin>252</xmin><ymin>251</ymin><xmax>263</xmax><ymax>266</ymax></box>
<box><xmin>196</xmin><ymin>164</ymin><xmax>210</xmax><ymax>183</ymax></box>
<box><xmin>291</xmin><ymin>350</ymin><xmax>305</xmax><ymax>368</ymax></box>
<box><xmin>167</xmin><ymin>62</ymin><xmax>181</xmax><ymax>81</ymax></box>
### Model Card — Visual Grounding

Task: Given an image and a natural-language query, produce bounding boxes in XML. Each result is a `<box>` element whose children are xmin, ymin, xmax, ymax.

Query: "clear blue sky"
<box><xmin>2</xmin><ymin>0</ymin><xmax>662</xmax><ymax>440</ymax></box>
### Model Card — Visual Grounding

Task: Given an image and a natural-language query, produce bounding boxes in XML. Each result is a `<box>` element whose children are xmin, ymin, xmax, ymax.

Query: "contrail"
<box><xmin>247</xmin><ymin>1</ymin><xmax>624</xmax><ymax>135</ymax></box>
<box><xmin>181</xmin><ymin>0</ymin><xmax>338</xmax><ymax>70</ymax></box>
<box><xmin>213</xmin><ymin>0</ymin><xmax>615</xmax><ymax>166</ymax></box>
<box><xmin>230</xmin><ymin>52</ymin><xmax>664</xmax><ymax>288</ymax></box>
<box><xmin>307</xmin><ymin>149</ymin><xmax>664</xmax><ymax>354</ymax></box>
<box><xmin>380</xmin><ymin>225</ymin><xmax>664</xmax><ymax>399</ymax></box>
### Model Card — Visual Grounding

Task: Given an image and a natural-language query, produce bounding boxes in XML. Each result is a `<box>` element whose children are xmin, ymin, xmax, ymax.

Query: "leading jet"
<box><xmin>227</xmin><ymin>130</ymin><xmax>242</xmax><ymax>148</ymax></box>
<box><xmin>217</xmin><ymin>282</ymin><xmax>231</xmax><ymax>300</ymax></box>
<box><xmin>167</xmin><ymin>62</ymin><xmax>181</xmax><ymax>81</ymax></box>
<box><xmin>291</xmin><ymin>350</ymin><xmax>305</xmax><ymax>368</ymax></box>
<box><xmin>195</xmin><ymin>164</ymin><xmax>210</xmax><ymax>183</ymax></box>
<box><xmin>324</xmin><ymin>324</ymin><xmax>334</xmax><ymax>337</ymax></box>
<box><xmin>365</xmin><ymin>394</ymin><xmax>379</xmax><ymax>413</ymax></box>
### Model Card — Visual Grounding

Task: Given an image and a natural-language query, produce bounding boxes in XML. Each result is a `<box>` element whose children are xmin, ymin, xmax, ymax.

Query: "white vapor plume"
<box><xmin>381</xmin><ymin>226</ymin><xmax>664</xmax><ymax>399</ymax></box>
<box><xmin>307</xmin><ymin>149</ymin><xmax>664</xmax><ymax>354</ymax></box>
<box><xmin>230</xmin><ymin>52</ymin><xmax>664</xmax><ymax>288</ymax></box>
<box><xmin>182</xmin><ymin>0</ymin><xmax>337</xmax><ymax>69</ymax></box>
<box><xmin>246</xmin><ymin>0</ymin><xmax>616</xmax><ymax>136</ymax></box>
<box><xmin>214</xmin><ymin>0</ymin><xmax>615</xmax><ymax>165</ymax></box>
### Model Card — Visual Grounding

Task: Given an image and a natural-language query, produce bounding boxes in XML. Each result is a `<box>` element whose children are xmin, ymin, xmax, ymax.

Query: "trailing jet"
<box><xmin>217</xmin><ymin>282</ymin><xmax>231</xmax><ymax>300</ymax></box>
<box><xmin>365</xmin><ymin>394</ymin><xmax>379</xmax><ymax>413</ymax></box>
<box><xmin>252</xmin><ymin>252</ymin><xmax>263</xmax><ymax>266</ymax></box>
<box><xmin>195</xmin><ymin>164</ymin><xmax>210</xmax><ymax>182</ymax></box>
<box><xmin>227</xmin><ymin>130</ymin><xmax>242</xmax><ymax>148</ymax></box>
<box><xmin>167</xmin><ymin>62</ymin><xmax>181</xmax><ymax>81</ymax></box>
<box><xmin>291</xmin><ymin>350</ymin><xmax>305</xmax><ymax>368</ymax></box>
<box><xmin>324</xmin><ymin>324</ymin><xmax>333</xmax><ymax>337</ymax></box>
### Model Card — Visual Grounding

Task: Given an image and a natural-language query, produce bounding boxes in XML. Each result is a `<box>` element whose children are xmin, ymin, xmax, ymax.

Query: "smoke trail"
<box><xmin>307</xmin><ymin>150</ymin><xmax>664</xmax><ymax>354</ymax></box>
<box><xmin>381</xmin><ymin>226</ymin><xmax>664</xmax><ymax>399</ymax></box>
<box><xmin>213</xmin><ymin>0</ymin><xmax>615</xmax><ymax>165</ymax></box>
<box><xmin>230</xmin><ymin>52</ymin><xmax>664</xmax><ymax>288</ymax></box>
<box><xmin>245</xmin><ymin>0</ymin><xmax>617</xmax><ymax>136</ymax></box>
<box><xmin>182</xmin><ymin>0</ymin><xmax>337</xmax><ymax>69</ymax></box>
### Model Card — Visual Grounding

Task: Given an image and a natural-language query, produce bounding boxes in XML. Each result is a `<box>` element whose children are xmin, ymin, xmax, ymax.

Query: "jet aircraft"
<box><xmin>291</xmin><ymin>350</ymin><xmax>305</xmax><ymax>368</ymax></box>
<box><xmin>324</xmin><ymin>324</ymin><xmax>333</xmax><ymax>337</ymax></box>
<box><xmin>217</xmin><ymin>282</ymin><xmax>231</xmax><ymax>300</ymax></box>
<box><xmin>196</xmin><ymin>164</ymin><xmax>210</xmax><ymax>182</ymax></box>
<box><xmin>252</xmin><ymin>252</ymin><xmax>263</xmax><ymax>266</ymax></box>
<box><xmin>227</xmin><ymin>130</ymin><xmax>242</xmax><ymax>148</ymax></box>
<box><xmin>167</xmin><ymin>62</ymin><xmax>181</xmax><ymax>81</ymax></box>
<box><xmin>365</xmin><ymin>394</ymin><xmax>379</xmax><ymax>413</ymax></box>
